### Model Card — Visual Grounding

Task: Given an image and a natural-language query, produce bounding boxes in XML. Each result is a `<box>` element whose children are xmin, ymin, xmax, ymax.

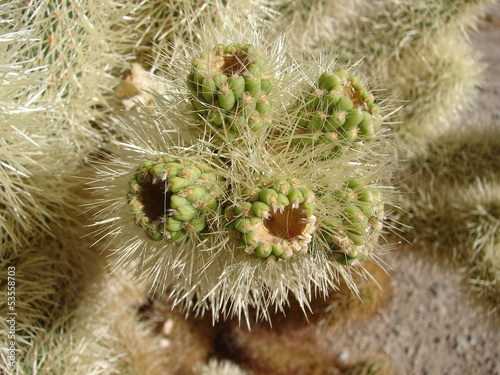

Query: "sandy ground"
<box><xmin>325</xmin><ymin>6</ymin><xmax>500</xmax><ymax>375</ymax></box>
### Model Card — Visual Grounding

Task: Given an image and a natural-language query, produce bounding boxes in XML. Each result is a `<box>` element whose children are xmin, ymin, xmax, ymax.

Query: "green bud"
<box><xmin>259</xmin><ymin>188</ymin><xmax>279</xmax><ymax>206</ymax></box>
<box><xmin>276</xmin><ymin>193</ymin><xmax>290</xmax><ymax>207</ymax></box>
<box><xmin>271</xmin><ymin>244</ymin><xmax>284</xmax><ymax>258</ymax></box>
<box><xmin>244</xmin><ymin>231</ymin><xmax>258</xmax><ymax>246</ymax></box>
<box><xmin>336</xmin><ymin>96</ymin><xmax>354</xmax><ymax>111</ymax></box>
<box><xmin>261</xmin><ymin>77</ymin><xmax>273</xmax><ymax>93</ymax></box>
<box><xmin>147</xmin><ymin>226</ymin><xmax>164</xmax><ymax>241</ymax></box>
<box><xmin>298</xmin><ymin>187</ymin><xmax>315</xmax><ymax>204</ymax></box>
<box><xmin>189</xmin><ymin>215</ymin><xmax>207</xmax><ymax>232</ymax></box>
<box><xmin>347</xmin><ymin>178</ymin><xmax>362</xmax><ymax>189</ymax></box>
<box><xmin>323</xmin><ymin>92</ymin><xmax>341</xmax><ymax>111</ymax></box>
<box><xmin>180</xmin><ymin>166</ymin><xmax>202</xmax><ymax>182</ymax></box>
<box><xmin>372</xmin><ymin>115</ymin><xmax>383</xmax><ymax>132</ymax></box>
<box><xmin>331</xmin><ymin>252</ymin><xmax>356</xmax><ymax>266</ymax></box>
<box><xmin>358</xmin><ymin>112</ymin><xmax>374</xmax><ymax>139</ymax></box>
<box><xmin>235</xmin><ymin>218</ymin><xmax>256</xmax><ymax>234</ymax></box>
<box><xmin>169</xmin><ymin>176</ymin><xmax>190</xmax><ymax>192</ymax></box>
<box><xmin>170</xmin><ymin>194</ymin><xmax>190</xmax><ymax>209</ymax></box>
<box><xmin>325</xmin><ymin>112</ymin><xmax>346</xmax><ymax>131</ymax></box>
<box><xmin>228</xmin><ymin>76</ymin><xmax>245</xmax><ymax>99</ymax></box>
<box><xmin>201</xmin><ymin>77</ymin><xmax>216</xmax><ymax>102</ymax></box>
<box><xmin>273</xmin><ymin>179</ymin><xmax>291</xmax><ymax>195</ymax></box>
<box><xmin>254</xmin><ymin>243</ymin><xmax>273</xmax><ymax>258</ymax></box>
<box><xmin>218</xmin><ymin>89</ymin><xmax>236</xmax><ymax>111</ymax></box>
<box><xmin>171</xmin><ymin>230</ymin><xmax>187</xmax><ymax>244</ymax></box>
<box><xmin>252</xmin><ymin>201</ymin><xmax>271</xmax><ymax>218</ymax></box>
<box><xmin>244</xmin><ymin>75</ymin><xmax>261</xmax><ymax>95</ymax></box>
<box><xmin>213</xmin><ymin>74</ymin><xmax>228</xmax><ymax>89</ymax></box>
<box><xmin>347</xmin><ymin>231</ymin><xmax>365</xmax><ymax>245</ymax></box>
<box><xmin>234</xmin><ymin>201</ymin><xmax>253</xmax><ymax>216</ymax></box>
<box><xmin>165</xmin><ymin>162</ymin><xmax>183</xmax><ymax>178</ymax></box>
<box><xmin>288</xmin><ymin>188</ymin><xmax>304</xmax><ymax>206</ymax></box>
<box><xmin>173</xmin><ymin>204</ymin><xmax>198</xmax><ymax>221</ymax></box>
<box><xmin>207</xmin><ymin>109</ymin><xmax>224</xmax><ymax>126</ymax></box>
<box><xmin>128</xmin><ymin>197</ymin><xmax>142</xmax><ymax>213</ymax></box>
<box><xmin>342</xmin><ymin>109</ymin><xmax>364</xmax><ymax>131</ymax></box>
<box><xmin>249</xmin><ymin>113</ymin><xmax>265</xmax><ymax>131</ymax></box>
<box><xmin>318</xmin><ymin>72</ymin><xmax>341</xmax><ymax>91</ymax></box>
<box><xmin>256</xmin><ymin>96</ymin><xmax>271</xmax><ymax>115</ymax></box>
<box><xmin>150</xmin><ymin>162</ymin><xmax>167</xmax><ymax>179</ymax></box>
<box><xmin>165</xmin><ymin>217</ymin><xmax>183</xmax><ymax>232</ymax></box>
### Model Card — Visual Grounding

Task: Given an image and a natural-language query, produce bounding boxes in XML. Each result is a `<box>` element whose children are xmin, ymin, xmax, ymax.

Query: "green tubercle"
<box><xmin>126</xmin><ymin>156</ymin><xmax>221</xmax><ymax>244</ymax></box>
<box><xmin>226</xmin><ymin>178</ymin><xmax>317</xmax><ymax>261</ymax></box>
<box><xmin>187</xmin><ymin>43</ymin><xmax>273</xmax><ymax>138</ymax></box>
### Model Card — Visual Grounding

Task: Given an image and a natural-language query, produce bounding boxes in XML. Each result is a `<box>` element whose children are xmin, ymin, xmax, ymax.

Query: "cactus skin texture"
<box><xmin>127</xmin><ymin>155</ymin><xmax>220</xmax><ymax>243</ymax></box>
<box><xmin>225</xmin><ymin>178</ymin><xmax>317</xmax><ymax>260</ymax></box>
<box><xmin>187</xmin><ymin>43</ymin><xmax>273</xmax><ymax>138</ymax></box>
<box><xmin>324</xmin><ymin>179</ymin><xmax>384</xmax><ymax>265</ymax></box>
<box><xmin>293</xmin><ymin>70</ymin><xmax>382</xmax><ymax>155</ymax></box>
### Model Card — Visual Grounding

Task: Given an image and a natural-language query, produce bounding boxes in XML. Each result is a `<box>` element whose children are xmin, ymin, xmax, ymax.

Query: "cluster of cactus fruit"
<box><xmin>127</xmin><ymin>42</ymin><xmax>385</xmax><ymax>264</ymax></box>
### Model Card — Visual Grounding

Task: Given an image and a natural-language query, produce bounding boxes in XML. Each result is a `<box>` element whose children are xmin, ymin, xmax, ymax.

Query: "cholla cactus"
<box><xmin>87</xmin><ymin>15</ymin><xmax>393</xmax><ymax>324</ymax></box>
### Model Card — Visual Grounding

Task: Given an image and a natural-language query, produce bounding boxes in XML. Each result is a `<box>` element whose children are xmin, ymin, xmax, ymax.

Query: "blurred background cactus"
<box><xmin>1</xmin><ymin>0</ymin><xmax>499</xmax><ymax>374</ymax></box>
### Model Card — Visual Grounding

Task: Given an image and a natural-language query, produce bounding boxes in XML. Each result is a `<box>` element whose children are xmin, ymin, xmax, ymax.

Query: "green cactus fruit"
<box><xmin>293</xmin><ymin>70</ymin><xmax>383</xmax><ymax>155</ymax></box>
<box><xmin>126</xmin><ymin>156</ymin><xmax>221</xmax><ymax>243</ymax></box>
<box><xmin>226</xmin><ymin>179</ymin><xmax>317</xmax><ymax>260</ymax></box>
<box><xmin>187</xmin><ymin>43</ymin><xmax>273</xmax><ymax>137</ymax></box>
<box><xmin>325</xmin><ymin>180</ymin><xmax>384</xmax><ymax>265</ymax></box>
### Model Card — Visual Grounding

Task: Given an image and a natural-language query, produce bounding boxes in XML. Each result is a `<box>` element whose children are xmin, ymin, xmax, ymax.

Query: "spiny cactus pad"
<box><xmin>127</xmin><ymin>156</ymin><xmax>221</xmax><ymax>243</ymax></box>
<box><xmin>324</xmin><ymin>179</ymin><xmax>384</xmax><ymax>265</ymax></box>
<box><xmin>293</xmin><ymin>70</ymin><xmax>382</xmax><ymax>154</ymax></box>
<box><xmin>187</xmin><ymin>43</ymin><xmax>273</xmax><ymax>137</ymax></box>
<box><xmin>226</xmin><ymin>178</ymin><xmax>316</xmax><ymax>260</ymax></box>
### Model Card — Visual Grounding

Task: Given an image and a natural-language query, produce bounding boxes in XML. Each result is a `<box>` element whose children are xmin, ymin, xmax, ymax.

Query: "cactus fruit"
<box><xmin>127</xmin><ymin>156</ymin><xmax>221</xmax><ymax>243</ymax></box>
<box><xmin>187</xmin><ymin>43</ymin><xmax>273</xmax><ymax>138</ymax></box>
<box><xmin>323</xmin><ymin>179</ymin><xmax>384</xmax><ymax>265</ymax></box>
<box><xmin>226</xmin><ymin>178</ymin><xmax>316</xmax><ymax>260</ymax></box>
<box><xmin>292</xmin><ymin>70</ymin><xmax>382</xmax><ymax>155</ymax></box>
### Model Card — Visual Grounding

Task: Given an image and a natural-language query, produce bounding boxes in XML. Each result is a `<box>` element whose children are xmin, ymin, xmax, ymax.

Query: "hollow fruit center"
<box><xmin>263</xmin><ymin>205</ymin><xmax>308</xmax><ymax>240</ymax></box>
<box><xmin>222</xmin><ymin>51</ymin><xmax>251</xmax><ymax>76</ymax></box>
<box><xmin>138</xmin><ymin>175</ymin><xmax>173</xmax><ymax>223</ymax></box>
<box><xmin>343</xmin><ymin>82</ymin><xmax>370</xmax><ymax>112</ymax></box>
